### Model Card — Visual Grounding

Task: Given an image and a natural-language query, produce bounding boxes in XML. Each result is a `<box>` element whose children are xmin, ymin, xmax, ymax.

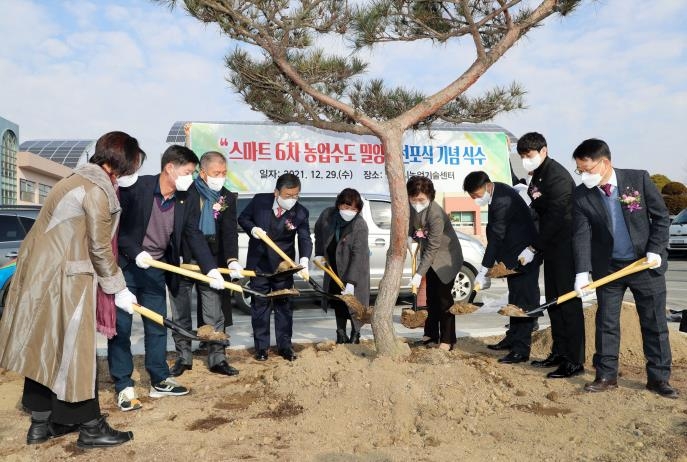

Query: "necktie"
<box><xmin>276</xmin><ymin>206</ymin><xmax>283</xmax><ymax>218</ymax></box>
<box><xmin>600</xmin><ymin>184</ymin><xmax>613</xmax><ymax>197</ymax></box>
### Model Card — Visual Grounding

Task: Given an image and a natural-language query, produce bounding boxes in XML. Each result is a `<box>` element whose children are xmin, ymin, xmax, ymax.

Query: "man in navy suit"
<box><xmin>238</xmin><ymin>173</ymin><xmax>312</xmax><ymax>361</ymax></box>
<box><xmin>464</xmin><ymin>171</ymin><xmax>541</xmax><ymax>364</ymax></box>
<box><xmin>571</xmin><ymin>138</ymin><xmax>677</xmax><ymax>398</ymax></box>
<box><xmin>109</xmin><ymin>145</ymin><xmax>224</xmax><ymax>411</ymax></box>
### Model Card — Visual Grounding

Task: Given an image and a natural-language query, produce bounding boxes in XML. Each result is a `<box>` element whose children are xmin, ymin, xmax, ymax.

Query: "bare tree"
<box><xmin>159</xmin><ymin>0</ymin><xmax>583</xmax><ymax>357</ymax></box>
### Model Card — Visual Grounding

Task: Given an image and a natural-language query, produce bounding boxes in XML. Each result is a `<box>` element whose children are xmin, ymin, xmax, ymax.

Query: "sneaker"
<box><xmin>116</xmin><ymin>387</ymin><xmax>142</xmax><ymax>412</ymax></box>
<box><xmin>149</xmin><ymin>377</ymin><xmax>190</xmax><ymax>398</ymax></box>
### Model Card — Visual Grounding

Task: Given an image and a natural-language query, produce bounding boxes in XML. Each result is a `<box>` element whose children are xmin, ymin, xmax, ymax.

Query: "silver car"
<box><xmin>669</xmin><ymin>208</ymin><xmax>687</xmax><ymax>253</ymax></box>
<box><xmin>233</xmin><ymin>193</ymin><xmax>485</xmax><ymax>311</ymax></box>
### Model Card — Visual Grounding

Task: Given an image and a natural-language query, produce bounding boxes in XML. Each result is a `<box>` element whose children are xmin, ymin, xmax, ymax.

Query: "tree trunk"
<box><xmin>371</xmin><ymin>127</ymin><xmax>410</xmax><ymax>358</ymax></box>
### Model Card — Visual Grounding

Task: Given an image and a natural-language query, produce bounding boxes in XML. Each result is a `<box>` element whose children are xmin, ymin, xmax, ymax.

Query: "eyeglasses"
<box><xmin>280</xmin><ymin>193</ymin><xmax>299</xmax><ymax>200</ymax></box>
<box><xmin>574</xmin><ymin>159</ymin><xmax>603</xmax><ymax>175</ymax></box>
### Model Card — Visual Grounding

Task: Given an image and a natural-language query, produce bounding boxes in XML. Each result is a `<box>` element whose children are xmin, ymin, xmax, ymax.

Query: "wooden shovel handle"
<box><xmin>313</xmin><ymin>258</ymin><xmax>345</xmax><ymax>290</ymax></box>
<box><xmin>556</xmin><ymin>257</ymin><xmax>654</xmax><ymax>305</ymax></box>
<box><xmin>133</xmin><ymin>303</ymin><xmax>163</xmax><ymax>325</ymax></box>
<box><xmin>409</xmin><ymin>244</ymin><xmax>419</xmax><ymax>296</ymax></box>
<box><xmin>180</xmin><ymin>263</ymin><xmax>257</xmax><ymax>278</ymax></box>
<box><xmin>143</xmin><ymin>258</ymin><xmax>246</xmax><ymax>293</ymax></box>
<box><xmin>254</xmin><ymin>229</ymin><xmax>308</xmax><ymax>280</ymax></box>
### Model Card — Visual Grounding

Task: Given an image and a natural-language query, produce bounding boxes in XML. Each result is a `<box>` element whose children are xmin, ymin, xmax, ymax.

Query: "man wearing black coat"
<box><xmin>517</xmin><ymin>132</ymin><xmax>585</xmax><ymax>378</ymax></box>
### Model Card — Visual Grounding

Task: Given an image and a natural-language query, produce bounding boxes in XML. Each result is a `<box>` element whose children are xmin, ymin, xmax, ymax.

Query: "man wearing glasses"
<box><xmin>238</xmin><ymin>173</ymin><xmax>312</xmax><ymax>361</ymax></box>
<box><xmin>571</xmin><ymin>138</ymin><xmax>676</xmax><ymax>398</ymax></box>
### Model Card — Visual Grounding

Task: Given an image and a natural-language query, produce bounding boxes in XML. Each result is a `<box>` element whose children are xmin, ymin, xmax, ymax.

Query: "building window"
<box><xmin>39</xmin><ymin>184</ymin><xmax>51</xmax><ymax>204</ymax></box>
<box><xmin>1</xmin><ymin>130</ymin><xmax>18</xmax><ymax>205</ymax></box>
<box><xmin>480</xmin><ymin>211</ymin><xmax>488</xmax><ymax>224</ymax></box>
<box><xmin>20</xmin><ymin>179</ymin><xmax>35</xmax><ymax>203</ymax></box>
<box><xmin>450</xmin><ymin>211</ymin><xmax>475</xmax><ymax>227</ymax></box>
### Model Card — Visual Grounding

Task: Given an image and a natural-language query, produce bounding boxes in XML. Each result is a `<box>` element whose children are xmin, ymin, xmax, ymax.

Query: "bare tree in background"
<box><xmin>158</xmin><ymin>0</ymin><xmax>583</xmax><ymax>357</ymax></box>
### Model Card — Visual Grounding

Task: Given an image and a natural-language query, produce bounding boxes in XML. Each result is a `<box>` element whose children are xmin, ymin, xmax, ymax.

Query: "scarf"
<box><xmin>330</xmin><ymin>210</ymin><xmax>351</xmax><ymax>242</ymax></box>
<box><xmin>194</xmin><ymin>176</ymin><xmax>220</xmax><ymax>236</ymax></box>
<box><xmin>95</xmin><ymin>180</ymin><xmax>119</xmax><ymax>339</ymax></box>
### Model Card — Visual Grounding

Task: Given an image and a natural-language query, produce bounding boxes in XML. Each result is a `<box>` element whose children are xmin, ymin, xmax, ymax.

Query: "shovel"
<box><xmin>143</xmin><ymin>258</ymin><xmax>298</xmax><ymax>299</ymax></box>
<box><xmin>312</xmin><ymin>258</ymin><xmax>369</xmax><ymax>319</ymax></box>
<box><xmin>180</xmin><ymin>263</ymin><xmax>303</xmax><ymax>280</ymax></box>
<box><xmin>500</xmin><ymin>257</ymin><xmax>656</xmax><ymax>317</ymax></box>
<box><xmin>400</xmin><ymin>243</ymin><xmax>428</xmax><ymax>329</ymax></box>
<box><xmin>132</xmin><ymin>303</ymin><xmax>230</xmax><ymax>346</ymax></box>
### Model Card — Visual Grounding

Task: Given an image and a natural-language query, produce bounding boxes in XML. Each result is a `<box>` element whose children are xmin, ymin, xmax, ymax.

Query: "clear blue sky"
<box><xmin>1</xmin><ymin>1</ymin><xmax>685</xmax><ymax>179</ymax></box>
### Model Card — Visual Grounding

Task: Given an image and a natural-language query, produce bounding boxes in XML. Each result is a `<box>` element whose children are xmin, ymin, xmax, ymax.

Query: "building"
<box><xmin>0</xmin><ymin>117</ymin><xmax>19</xmax><ymax>205</ymax></box>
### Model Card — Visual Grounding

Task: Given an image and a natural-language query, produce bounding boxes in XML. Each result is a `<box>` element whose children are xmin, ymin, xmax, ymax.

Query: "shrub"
<box><xmin>662</xmin><ymin>182</ymin><xmax>687</xmax><ymax>195</ymax></box>
<box><xmin>663</xmin><ymin>194</ymin><xmax>687</xmax><ymax>215</ymax></box>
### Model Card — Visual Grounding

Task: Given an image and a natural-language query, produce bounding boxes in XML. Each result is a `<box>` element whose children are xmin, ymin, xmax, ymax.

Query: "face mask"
<box><xmin>206</xmin><ymin>175</ymin><xmax>225</xmax><ymax>192</ymax></box>
<box><xmin>277</xmin><ymin>196</ymin><xmax>297</xmax><ymax>211</ymax></box>
<box><xmin>474</xmin><ymin>191</ymin><xmax>491</xmax><ymax>207</ymax></box>
<box><xmin>174</xmin><ymin>173</ymin><xmax>194</xmax><ymax>191</ymax></box>
<box><xmin>581</xmin><ymin>172</ymin><xmax>602</xmax><ymax>189</ymax></box>
<box><xmin>522</xmin><ymin>154</ymin><xmax>542</xmax><ymax>172</ymax></box>
<box><xmin>411</xmin><ymin>201</ymin><xmax>429</xmax><ymax>213</ymax></box>
<box><xmin>339</xmin><ymin>209</ymin><xmax>357</xmax><ymax>221</ymax></box>
<box><xmin>116</xmin><ymin>173</ymin><xmax>138</xmax><ymax>188</ymax></box>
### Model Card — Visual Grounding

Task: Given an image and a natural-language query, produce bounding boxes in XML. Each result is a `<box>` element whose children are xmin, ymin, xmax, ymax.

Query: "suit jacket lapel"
<box><xmin>587</xmin><ymin>185</ymin><xmax>613</xmax><ymax>235</ymax></box>
<box><xmin>142</xmin><ymin>176</ymin><xmax>156</xmax><ymax>232</ymax></box>
<box><xmin>615</xmin><ymin>169</ymin><xmax>634</xmax><ymax>240</ymax></box>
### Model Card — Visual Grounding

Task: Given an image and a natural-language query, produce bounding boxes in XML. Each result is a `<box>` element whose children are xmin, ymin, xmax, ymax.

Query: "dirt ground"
<box><xmin>2</xmin><ymin>302</ymin><xmax>687</xmax><ymax>462</ymax></box>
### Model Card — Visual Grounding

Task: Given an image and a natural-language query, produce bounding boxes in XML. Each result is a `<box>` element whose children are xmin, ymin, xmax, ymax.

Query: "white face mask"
<box><xmin>277</xmin><ymin>196</ymin><xmax>297</xmax><ymax>211</ymax></box>
<box><xmin>474</xmin><ymin>191</ymin><xmax>491</xmax><ymax>207</ymax></box>
<box><xmin>522</xmin><ymin>154</ymin><xmax>542</xmax><ymax>172</ymax></box>
<box><xmin>411</xmin><ymin>201</ymin><xmax>429</xmax><ymax>213</ymax></box>
<box><xmin>339</xmin><ymin>209</ymin><xmax>357</xmax><ymax>221</ymax></box>
<box><xmin>206</xmin><ymin>175</ymin><xmax>225</xmax><ymax>192</ymax></box>
<box><xmin>116</xmin><ymin>173</ymin><xmax>138</xmax><ymax>188</ymax></box>
<box><xmin>581</xmin><ymin>172</ymin><xmax>602</xmax><ymax>189</ymax></box>
<box><xmin>174</xmin><ymin>173</ymin><xmax>194</xmax><ymax>191</ymax></box>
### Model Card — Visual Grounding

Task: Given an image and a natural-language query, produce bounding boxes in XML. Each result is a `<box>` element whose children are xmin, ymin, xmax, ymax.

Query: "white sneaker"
<box><xmin>116</xmin><ymin>386</ymin><xmax>142</xmax><ymax>412</ymax></box>
<box><xmin>149</xmin><ymin>377</ymin><xmax>190</xmax><ymax>398</ymax></box>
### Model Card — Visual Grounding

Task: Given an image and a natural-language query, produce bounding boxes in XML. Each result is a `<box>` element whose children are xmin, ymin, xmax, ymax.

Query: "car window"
<box><xmin>674</xmin><ymin>209</ymin><xmax>687</xmax><ymax>225</ymax></box>
<box><xmin>368</xmin><ymin>200</ymin><xmax>391</xmax><ymax>230</ymax></box>
<box><xmin>0</xmin><ymin>215</ymin><xmax>26</xmax><ymax>242</ymax></box>
<box><xmin>18</xmin><ymin>216</ymin><xmax>36</xmax><ymax>234</ymax></box>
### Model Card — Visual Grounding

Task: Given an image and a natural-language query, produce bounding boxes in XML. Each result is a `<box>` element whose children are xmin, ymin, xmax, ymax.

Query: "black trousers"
<box><xmin>544</xmin><ymin>254</ymin><xmax>585</xmax><ymax>364</ymax></box>
<box><xmin>22</xmin><ymin>378</ymin><xmax>100</xmax><ymax>425</ymax></box>
<box><xmin>250</xmin><ymin>271</ymin><xmax>294</xmax><ymax>351</ymax></box>
<box><xmin>594</xmin><ymin>260</ymin><xmax>671</xmax><ymax>382</ymax></box>
<box><xmin>423</xmin><ymin>268</ymin><xmax>457</xmax><ymax>345</ymax></box>
<box><xmin>505</xmin><ymin>267</ymin><xmax>540</xmax><ymax>356</ymax></box>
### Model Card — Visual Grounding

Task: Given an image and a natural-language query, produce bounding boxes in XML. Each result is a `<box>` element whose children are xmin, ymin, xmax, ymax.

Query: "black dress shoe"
<box><xmin>487</xmin><ymin>339</ymin><xmax>512</xmax><ymax>351</ymax></box>
<box><xmin>278</xmin><ymin>348</ymin><xmax>297</xmax><ymax>361</ymax></box>
<box><xmin>76</xmin><ymin>416</ymin><xmax>133</xmax><ymax>449</ymax></box>
<box><xmin>27</xmin><ymin>418</ymin><xmax>79</xmax><ymax>444</ymax></box>
<box><xmin>547</xmin><ymin>361</ymin><xmax>584</xmax><ymax>379</ymax></box>
<box><xmin>169</xmin><ymin>359</ymin><xmax>192</xmax><ymax>377</ymax></box>
<box><xmin>255</xmin><ymin>349</ymin><xmax>268</xmax><ymax>361</ymax></box>
<box><xmin>498</xmin><ymin>351</ymin><xmax>529</xmax><ymax>364</ymax></box>
<box><xmin>336</xmin><ymin>329</ymin><xmax>349</xmax><ymax>344</ymax></box>
<box><xmin>646</xmin><ymin>381</ymin><xmax>679</xmax><ymax>399</ymax></box>
<box><xmin>584</xmin><ymin>377</ymin><xmax>618</xmax><ymax>392</ymax></box>
<box><xmin>531</xmin><ymin>353</ymin><xmax>563</xmax><ymax>368</ymax></box>
<box><xmin>210</xmin><ymin>360</ymin><xmax>239</xmax><ymax>376</ymax></box>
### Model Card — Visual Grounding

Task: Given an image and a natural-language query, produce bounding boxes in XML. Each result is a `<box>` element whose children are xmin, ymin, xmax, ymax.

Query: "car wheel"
<box><xmin>452</xmin><ymin>266</ymin><xmax>475</xmax><ymax>302</ymax></box>
<box><xmin>233</xmin><ymin>280</ymin><xmax>252</xmax><ymax>314</ymax></box>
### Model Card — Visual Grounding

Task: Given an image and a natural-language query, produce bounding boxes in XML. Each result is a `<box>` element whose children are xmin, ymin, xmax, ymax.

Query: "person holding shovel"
<box><xmin>517</xmin><ymin>132</ymin><xmax>585</xmax><ymax>379</ymax></box>
<box><xmin>0</xmin><ymin>131</ymin><xmax>144</xmax><ymax>448</ymax></box>
<box><xmin>463</xmin><ymin>171</ymin><xmax>541</xmax><ymax>364</ymax></box>
<box><xmin>407</xmin><ymin>176</ymin><xmax>463</xmax><ymax>351</ymax></box>
<box><xmin>571</xmin><ymin>138</ymin><xmax>676</xmax><ymax>398</ymax></box>
<box><xmin>314</xmin><ymin>188</ymin><xmax>370</xmax><ymax>344</ymax></box>
<box><xmin>238</xmin><ymin>173</ymin><xmax>313</xmax><ymax>361</ymax></box>
<box><xmin>109</xmin><ymin>145</ymin><xmax>225</xmax><ymax>411</ymax></box>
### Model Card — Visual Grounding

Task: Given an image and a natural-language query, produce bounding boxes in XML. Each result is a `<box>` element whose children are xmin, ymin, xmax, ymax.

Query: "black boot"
<box><xmin>76</xmin><ymin>416</ymin><xmax>133</xmax><ymax>449</ymax></box>
<box><xmin>336</xmin><ymin>329</ymin><xmax>350</xmax><ymax>344</ymax></box>
<box><xmin>27</xmin><ymin>418</ymin><xmax>78</xmax><ymax>445</ymax></box>
<box><xmin>349</xmin><ymin>328</ymin><xmax>360</xmax><ymax>344</ymax></box>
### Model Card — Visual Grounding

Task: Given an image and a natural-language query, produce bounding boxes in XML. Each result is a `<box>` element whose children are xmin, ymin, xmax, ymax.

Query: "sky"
<box><xmin>1</xmin><ymin>0</ymin><xmax>685</xmax><ymax>179</ymax></box>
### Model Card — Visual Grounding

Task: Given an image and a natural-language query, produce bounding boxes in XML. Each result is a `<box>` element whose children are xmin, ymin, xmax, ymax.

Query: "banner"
<box><xmin>188</xmin><ymin>122</ymin><xmax>512</xmax><ymax>194</ymax></box>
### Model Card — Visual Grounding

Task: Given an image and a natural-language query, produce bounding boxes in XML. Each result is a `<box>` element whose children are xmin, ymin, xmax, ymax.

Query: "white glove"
<box><xmin>646</xmin><ymin>252</ymin><xmax>661</xmax><ymax>268</ymax></box>
<box><xmin>206</xmin><ymin>269</ymin><xmax>225</xmax><ymax>290</ymax></box>
<box><xmin>135</xmin><ymin>251</ymin><xmax>152</xmax><ymax>269</ymax></box>
<box><xmin>574</xmin><ymin>272</ymin><xmax>591</xmax><ymax>298</ymax></box>
<box><xmin>406</xmin><ymin>236</ymin><xmax>415</xmax><ymax>252</ymax></box>
<box><xmin>298</xmin><ymin>257</ymin><xmax>309</xmax><ymax>280</ymax></box>
<box><xmin>518</xmin><ymin>246</ymin><xmax>536</xmax><ymax>266</ymax></box>
<box><xmin>114</xmin><ymin>288</ymin><xmax>137</xmax><ymax>314</ymax></box>
<box><xmin>313</xmin><ymin>255</ymin><xmax>326</xmax><ymax>267</ymax></box>
<box><xmin>474</xmin><ymin>265</ymin><xmax>489</xmax><ymax>291</ymax></box>
<box><xmin>410</xmin><ymin>273</ymin><xmax>422</xmax><ymax>289</ymax></box>
<box><xmin>228</xmin><ymin>260</ymin><xmax>244</xmax><ymax>279</ymax></box>
<box><xmin>251</xmin><ymin>227</ymin><xmax>266</xmax><ymax>239</ymax></box>
<box><xmin>342</xmin><ymin>283</ymin><xmax>355</xmax><ymax>296</ymax></box>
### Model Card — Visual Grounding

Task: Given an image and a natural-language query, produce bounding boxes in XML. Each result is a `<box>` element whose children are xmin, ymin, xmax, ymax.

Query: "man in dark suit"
<box><xmin>168</xmin><ymin>151</ymin><xmax>241</xmax><ymax>378</ymax></box>
<box><xmin>238</xmin><ymin>173</ymin><xmax>312</xmax><ymax>361</ymax></box>
<box><xmin>571</xmin><ymin>138</ymin><xmax>677</xmax><ymax>398</ymax></box>
<box><xmin>517</xmin><ymin>132</ymin><xmax>585</xmax><ymax>379</ymax></box>
<box><xmin>109</xmin><ymin>145</ymin><xmax>224</xmax><ymax>412</ymax></box>
<box><xmin>464</xmin><ymin>171</ymin><xmax>541</xmax><ymax>364</ymax></box>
